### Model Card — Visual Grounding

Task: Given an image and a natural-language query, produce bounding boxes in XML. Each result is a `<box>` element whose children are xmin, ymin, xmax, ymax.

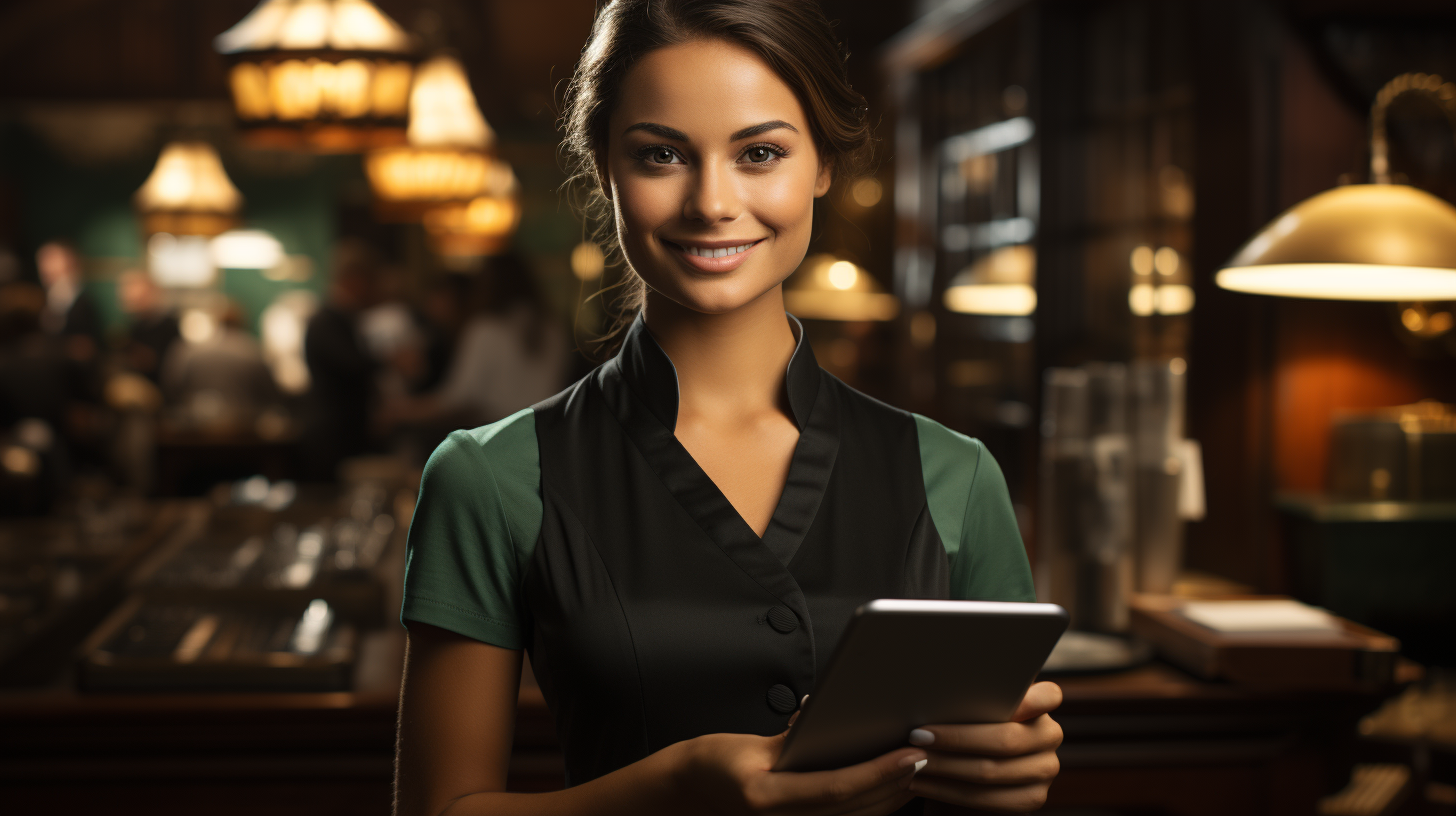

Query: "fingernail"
<box><xmin>899</xmin><ymin>752</ymin><xmax>928</xmax><ymax>769</ymax></box>
<box><xmin>913</xmin><ymin>758</ymin><xmax>929</xmax><ymax>775</ymax></box>
<box><xmin>909</xmin><ymin>728</ymin><xmax>935</xmax><ymax>746</ymax></box>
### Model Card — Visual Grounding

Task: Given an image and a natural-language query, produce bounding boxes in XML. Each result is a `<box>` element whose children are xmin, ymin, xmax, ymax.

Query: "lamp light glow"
<box><xmin>366</xmin><ymin>55</ymin><xmax>518</xmax><ymax>237</ymax></box>
<box><xmin>211</xmin><ymin>230</ymin><xmax>285</xmax><ymax>270</ymax></box>
<box><xmin>216</xmin><ymin>0</ymin><xmax>416</xmax><ymax>152</ymax></box>
<box><xmin>784</xmin><ymin>254</ymin><xmax>899</xmax><ymax>321</ymax></box>
<box><xmin>946</xmin><ymin>283</ymin><xmax>1037</xmax><ymax>316</ymax></box>
<box><xmin>943</xmin><ymin>244</ymin><xmax>1037</xmax><ymax>316</ymax></box>
<box><xmin>135</xmin><ymin>143</ymin><xmax>242</xmax><ymax>237</ymax></box>
<box><xmin>1217</xmin><ymin>74</ymin><xmax>1456</xmax><ymax>302</ymax></box>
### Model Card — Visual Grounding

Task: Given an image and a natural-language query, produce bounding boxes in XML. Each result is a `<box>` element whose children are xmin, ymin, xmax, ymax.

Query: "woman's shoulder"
<box><xmin>422</xmin><ymin>408</ymin><xmax>540</xmax><ymax>497</ymax></box>
<box><xmin>910</xmin><ymin>413</ymin><xmax>988</xmax><ymax>467</ymax></box>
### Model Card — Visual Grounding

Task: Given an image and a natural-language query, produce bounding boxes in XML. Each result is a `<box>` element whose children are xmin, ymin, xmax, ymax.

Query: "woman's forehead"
<box><xmin>609</xmin><ymin>39</ymin><xmax>810</xmax><ymax>141</ymax></box>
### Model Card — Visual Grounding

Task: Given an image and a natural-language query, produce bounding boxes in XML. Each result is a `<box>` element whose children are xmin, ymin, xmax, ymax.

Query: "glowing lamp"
<box><xmin>366</xmin><ymin>56</ymin><xmax>509</xmax><ymax>221</ymax></box>
<box><xmin>785</xmin><ymin>254</ymin><xmax>899</xmax><ymax>321</ymax></box>
<box><xmin>215</xmin><ymin>0</ymin><xmax>416</xmax><ymax>153</ymax></box>
<box><xmin>1217</xmin><ymin>73</ymin><xmax>1456</xmax><ymax>301</ymax></box>
<box><xmin>944</xmin><ymin>244</ymin><xmax>1037</xmax><ymax>316</ymax></box>
<box><xmin>135</xmin><ymin>142</ymin><xmax>242</xmax><ymax>237</ymax></box>
<box><xmin>423</xmin><ymin>194</ymin><xmax>522</xmax><ymax>259</ymax></box>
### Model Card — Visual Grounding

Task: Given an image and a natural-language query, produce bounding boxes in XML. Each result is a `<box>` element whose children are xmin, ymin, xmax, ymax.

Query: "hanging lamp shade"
<box><xmin>784</xmin><ymin>254</ymin><xmax>899</xmax><ymax>321</ymax></box>
<box><xmin>421</xmin><ymin>173</ymin><xmax>523</xmax><ymax>260</ymax></box>
<box><xmin>215</xmin><ymin>0</ymin><xmax>416</xmax><ymax>153</ymax></box>
<box><xmin>365</xmin><ymin>56</ymin><xmax>513</xmax><ymax>221</ymax></box>
<box><xmin>1216</xmin><ymin>184</ymin><xmax>1456</xmax><ymax>300</ymax></box>
<box><xmin>1217</xmin><ymin>72</ymin><xmax>1456</xmax><ymax>302</ymax></box>
<box><xmin>943</xmin><ymin>244</ymin><xmax>1037</xmax><ymax>316</ymax></box>
<box><xmin>134</xmin><ymin>142</ymin><xmax>242</xmax><ymax>236</ymax></box>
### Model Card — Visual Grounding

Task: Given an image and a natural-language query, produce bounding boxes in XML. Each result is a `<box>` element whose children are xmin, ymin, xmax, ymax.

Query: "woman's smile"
<box><xmin>662</xmin><ymin>237</ymin><xmax>766</xmax><ymax>273</ymax></box>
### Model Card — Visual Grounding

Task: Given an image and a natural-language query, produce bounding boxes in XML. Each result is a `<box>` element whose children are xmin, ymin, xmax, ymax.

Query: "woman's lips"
<box><xmin>665</xmin><ymin>239</ymin><xmax>764</xmax><ymax>273</ymax></box>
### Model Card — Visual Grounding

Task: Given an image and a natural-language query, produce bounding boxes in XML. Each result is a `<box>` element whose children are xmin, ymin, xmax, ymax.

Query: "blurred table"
<box><xmin>1045</xmin><ymin>660</ymin><xmax>1418</xmax><ymax>816</ymax></box>
<box><xmin>0</xmin><ymin>648</ymin><xmax>1409</xmax><ymax>816</ymax></box>
<box><xmin>154</xmin><ymin>424</ymin><xmax>300</xmax><ymax>496</ymax></box>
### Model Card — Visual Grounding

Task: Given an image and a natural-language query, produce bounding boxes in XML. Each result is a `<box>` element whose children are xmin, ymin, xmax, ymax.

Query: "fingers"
<box><xmin>762</xmin><ymin>747</ymin><xmax>926</xmax><ymax>815</ymax></box>
<box><xmin>909</xmin><ymin>775</ymin><xmax>1052</xmax><ymax>813</ymax></box>
<box><xmin>1009</xmin><ymin>681</ymin><xmax>1063</xmax><ymax>723</ymax></box>
<box><xmin>916</xmin><ymin>749</ymin><xmax>1059</xmax><ymax>786</ymax></box>
<box><xmin>911</xmin><ymin>714</ymin><xmax>1063</xmax><ymax>757</ymax></box>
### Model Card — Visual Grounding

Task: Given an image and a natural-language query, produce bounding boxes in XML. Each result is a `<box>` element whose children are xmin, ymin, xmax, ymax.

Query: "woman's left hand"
<box><xmin>907</xmin><ymin>681</ymin><xmax>1063</xmax><ymax>813</ymax></box>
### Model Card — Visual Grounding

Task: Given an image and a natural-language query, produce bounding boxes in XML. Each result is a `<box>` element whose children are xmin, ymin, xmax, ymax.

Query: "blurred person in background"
<box><xmin>0</xmin><ymin>282</ymin><xmax>74</xmax><ymax>510</ymax></box>
<box><xmin>160</xmin><ymin>301</ymin><xmax>277</xmax><ymax>434</ymax></box>
<box><xmin>302</xmin><ymin>239</ymin><xmax>383</xmax><ymax>480</ymax></box>
<box><xmin>36</xmin><ymin>240</ymin><xmax>102</xmax><ymax>366</ymax></box>
<box><xmin>116</xmin><ymin>269</ymin><xmax>178</xmax><ymax>384</ymax></box>
<box><xmin>411</xmin><ymin>273</ymin><xmax>472</xmax><ymax>395</ymax></box>
<box><xmin>380</xmin><ymin>253</ymin><xmax>568</xmax><ymax>443</ymax></box>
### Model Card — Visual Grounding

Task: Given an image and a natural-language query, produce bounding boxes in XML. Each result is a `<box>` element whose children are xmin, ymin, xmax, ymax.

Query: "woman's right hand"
<box><xmin>674</xmin><ymin>730</ymin><xmax>926</xmax><ymax>816</ymax></box>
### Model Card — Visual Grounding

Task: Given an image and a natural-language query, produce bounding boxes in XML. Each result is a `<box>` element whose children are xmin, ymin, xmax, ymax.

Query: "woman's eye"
<box><xmin>647</xmin><ymin>148</ymin><xmax>677</xmax><ymax>164</ymax></box>
<box><xmin>746</xmin><ymin>147</ymin><xmax>774</xmax><ymax>163</ymax></box>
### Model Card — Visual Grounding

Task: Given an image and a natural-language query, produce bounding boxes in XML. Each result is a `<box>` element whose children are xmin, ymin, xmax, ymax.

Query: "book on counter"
<box><xmin>1129</xmin><ymin>594</ymin><xmax>1400</xmax><ymax>688</ymax></box>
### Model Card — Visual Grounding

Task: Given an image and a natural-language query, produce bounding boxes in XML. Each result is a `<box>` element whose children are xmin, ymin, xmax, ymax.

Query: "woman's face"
<box><xmin>605</xmin><ymin>38</ymin><xmax>831</xmax><ymax>315</ymax></box>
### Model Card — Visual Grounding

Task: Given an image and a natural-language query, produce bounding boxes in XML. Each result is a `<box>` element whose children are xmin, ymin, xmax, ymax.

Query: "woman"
<box><xmin>396</xmin><ymin>2</ymin><xmax>1062</xmax><ymax>814</ymax></box>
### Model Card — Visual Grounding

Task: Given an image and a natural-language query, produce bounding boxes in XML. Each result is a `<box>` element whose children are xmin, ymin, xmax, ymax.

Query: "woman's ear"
<box><xmin>813</xmin><ymin>160</ymin><xmax>834</xmax><ymax>198</ymax></box>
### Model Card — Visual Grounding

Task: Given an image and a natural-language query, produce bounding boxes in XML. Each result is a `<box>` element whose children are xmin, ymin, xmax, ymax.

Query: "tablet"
<box><xmin>773</xmin><ymin>599</ymin><xmax>1068</xmax><ymax>772</ymax></box>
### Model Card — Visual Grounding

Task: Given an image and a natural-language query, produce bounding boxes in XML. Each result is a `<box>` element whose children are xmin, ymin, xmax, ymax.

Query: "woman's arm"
<box><xmin>396</xmin><ymin>623</ymin><xmax>930</xmax><ymax>816</ymax></box>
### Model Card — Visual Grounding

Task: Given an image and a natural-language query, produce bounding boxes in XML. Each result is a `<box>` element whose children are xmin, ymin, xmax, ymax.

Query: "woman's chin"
<box><xmin>655</xmin><ymin>280</ymin><xmax>783</xmax><ymax>316</ymax></box>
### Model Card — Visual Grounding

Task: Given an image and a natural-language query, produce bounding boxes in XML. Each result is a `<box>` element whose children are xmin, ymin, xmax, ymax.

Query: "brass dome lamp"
<box><xmin>784</xmin><ymin>254</ymin><xmax>900</xmax><ymax>321</ymax></box>
<box><xmin>1217</xmin><ymin>73</ymin><xmax>1456</xmax><ymax>302</ymax></box>
<box><xmin>214</xmin><ymin>0</ymin><xmax>417</xmax><ymax>153</ymax></box>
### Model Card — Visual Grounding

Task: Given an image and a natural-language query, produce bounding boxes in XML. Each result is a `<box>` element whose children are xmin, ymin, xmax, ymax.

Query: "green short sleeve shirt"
<box><xmin>402</xmin><ymin>408</ymin><xmax>1034</xmax><ymax>650</ymax></box>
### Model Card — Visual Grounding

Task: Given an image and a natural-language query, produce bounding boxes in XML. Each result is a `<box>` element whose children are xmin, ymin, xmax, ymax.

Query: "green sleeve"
<box><xmin>913</xmin><ymin>414</ymin><xmax>1036</xmax><ymax>603</ymax></box>
<box><xmin>401</xmin><ymin>408</ymin><xmax>542</xmax><ymax>649</ymax></box>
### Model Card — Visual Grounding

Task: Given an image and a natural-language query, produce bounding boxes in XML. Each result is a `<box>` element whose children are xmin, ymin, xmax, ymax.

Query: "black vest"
<box><xmin>527</xmin><ymin>315</ymin><xmax>949</xmax><ymax>788</ymax></box>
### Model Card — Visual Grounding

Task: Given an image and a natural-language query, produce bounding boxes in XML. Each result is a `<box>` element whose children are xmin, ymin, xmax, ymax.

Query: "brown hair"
<box><xmin>561</xmin><ymin>0</ymin><xmax>873</xmax><ymax>357</ymax></box>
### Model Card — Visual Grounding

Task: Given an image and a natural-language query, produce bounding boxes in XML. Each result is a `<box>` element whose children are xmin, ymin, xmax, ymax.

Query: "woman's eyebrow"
<box><xmin>731</xmin><ymin>120</ymin><xmax>798</xmax><ymax>140</ymax></box>
<box><xmin>623</xmin><ymin>122</ymin><xmax>689</xmax><ymax>141</ymax></box>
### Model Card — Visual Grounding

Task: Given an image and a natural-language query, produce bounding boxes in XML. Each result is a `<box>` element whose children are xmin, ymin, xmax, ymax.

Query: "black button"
<box><xmin>766</xmin><ymin>684</ymin><xmax>799</xmax><ymax>714</ymax></box>
<box><xmin>766</xmin><ymin>606</ymin><xmax>799</xmax><ymax>634</ymax></box>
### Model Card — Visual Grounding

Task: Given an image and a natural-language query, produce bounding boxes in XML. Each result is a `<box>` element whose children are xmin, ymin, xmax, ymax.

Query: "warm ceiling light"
<box><xmin>784</xmin><ymin>254</ymin><xmax>899</xmax><ymax>321</ymax></box>
<box><xmin>1218</xmin><ymin>73</ymin><xmax>1456</xmax><ymax>301</ymax></box>
<box><xmin>571</xmin><ymin>242</ymin><xmax>606</xmax><ymax>281</ymax></box>
<box><xmin>135</xmin><ymin>142</ymin><xmax>242</xmax><ymax>236</ymax></box>
<box><xmin>366</xmin><ymin>56</ymin><xmax>514</xmax><ymax>222</ymax></box>
<box><xmin>946</xmin><ymin>283</ymin><xmax>1037</xmax><ymax>316</ymax></box>
<box><xmin>215</xmin><ymin>0</ymin><xmax>416</xmax><ymax>153</ymax></box>
<box><xmin>211</xmin><ymin>229</ymin><xmax>285</xmax><ymax>270</ymax></box>
<box><xmin>423</xmin><ymin>194</ymin><xmax>523</xmax><ymax>260</ymax></box>
<box><xmin>944</xmin><ymin>244</ymin><xmax>1037</xmax><ymax>316</ymax></box>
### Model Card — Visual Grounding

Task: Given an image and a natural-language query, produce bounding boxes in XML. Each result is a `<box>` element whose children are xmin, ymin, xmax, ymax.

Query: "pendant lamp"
<box><xmin>215</xmin><ymin>0</ymin><xmax>416</xmax><ymax>153</ymax></box>
<box><xmin>1217</xmin><ymin>73</ymin><xmax>1456</xmax><ymax>301</ymax></box>
<box><xmin>943</xmin><ymin>244</ymin><xmax>1037</xmax><ymax>316</ymax></box>
<box><xmin>784</xmin><ymin>254</ymin><xmax>899</xmax><ymax>321</ymax></box>
<box><xmin>135</xmin><ymin>142</ymin><xmax>242</xmax><ymax>237</ymax></box>
<box><xmin>365</xmin><ymin>56</ymin><xmax>515</xmax><ymax>220</ymax></box>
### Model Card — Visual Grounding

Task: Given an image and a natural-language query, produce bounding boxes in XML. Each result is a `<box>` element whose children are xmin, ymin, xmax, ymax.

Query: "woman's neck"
<box><xmin>642</xmin><ymin>285</ymin><xmax>798</xmax><ymax>429</ymax></box>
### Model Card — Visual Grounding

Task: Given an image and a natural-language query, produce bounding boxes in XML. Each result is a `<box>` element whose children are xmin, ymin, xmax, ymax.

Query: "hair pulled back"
<box><xmin>561</xmin><ymin>0</ymin><xmax>872</xmax><ymax>356</ymax></box>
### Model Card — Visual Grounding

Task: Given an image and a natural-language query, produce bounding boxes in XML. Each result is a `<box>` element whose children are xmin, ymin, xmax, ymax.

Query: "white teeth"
<box><xmin>683</xmin><ymin>242</ymin><xmax>754</xmax><ymax>258</ymax></box>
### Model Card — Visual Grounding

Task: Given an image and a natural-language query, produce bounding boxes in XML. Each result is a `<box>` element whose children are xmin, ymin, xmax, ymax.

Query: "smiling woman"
<box><xmin>394</xmin><ymin>3</ymin><xmax>1059</xmax><ymax>816</ymax></box>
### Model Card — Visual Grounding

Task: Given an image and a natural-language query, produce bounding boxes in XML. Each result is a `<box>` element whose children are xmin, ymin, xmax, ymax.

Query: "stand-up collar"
<box><xmin>616</xmin><ymin>312</ymin><xmax>821</xmax><ymax>432</ymax></box>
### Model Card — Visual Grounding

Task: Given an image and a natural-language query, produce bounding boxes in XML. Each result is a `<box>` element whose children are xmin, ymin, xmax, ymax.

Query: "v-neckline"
<box><xmin>597</xmin><ymin>314</ymin><xmax>841</xmax><ymax>568</ymax></box>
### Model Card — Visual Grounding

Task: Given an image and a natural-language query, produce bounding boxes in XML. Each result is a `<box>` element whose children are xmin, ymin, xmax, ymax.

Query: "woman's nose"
<box><xmin>682</xmin><ymin>160</ymin><xmax>741</xmax><ymax>224</ymax></box>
